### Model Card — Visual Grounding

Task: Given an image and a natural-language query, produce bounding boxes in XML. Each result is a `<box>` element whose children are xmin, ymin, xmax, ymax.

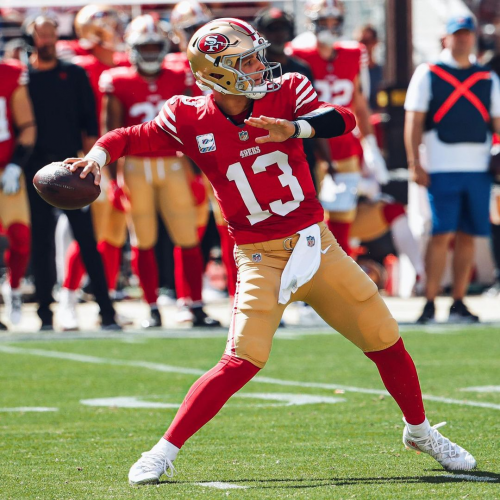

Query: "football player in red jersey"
<box><xmin>0</xmin><ymin>59</ymin><xmax>35</xmax><ymax>326</ymax></box>
<box><xmin>170</xmin><ymin>1</ymin><xmax>240</xmax><ymax>301</ymax></box>
<box><xmin>66</xmin><ymin>18</ymin><xmax>476</xmax><ymax>483</ymax></box>
<box><xmin>58</xmin><ymin>5</ymin><xmax>129</xmax><ymax>330</ymax></box>
<box><xmin>100</xmin><ymin>14</ymin><xmax>220</xmax><ymax>328</ymax></box>
<box><xmin>290</xmin><ymin>0</ymin><xmax>388</xmax><ymax>256</ymax></box>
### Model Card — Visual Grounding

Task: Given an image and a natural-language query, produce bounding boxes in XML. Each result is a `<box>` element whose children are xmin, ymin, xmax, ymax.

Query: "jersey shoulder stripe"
<box><xmin>157</xmin><ymin>99</ymin><xmax>183</xmax><ymax>144</ymax></box>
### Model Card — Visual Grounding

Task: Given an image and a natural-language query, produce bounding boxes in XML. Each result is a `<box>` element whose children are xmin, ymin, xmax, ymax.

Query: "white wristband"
<box><xmin>84</xmin><ymin>148</ymin><xmax>107</xmax><ymax>168</ymax></box>
<box><xmin>291</xmin><ymin>120</ymin><xmax>313</xmax><ymax>139</ymax></box>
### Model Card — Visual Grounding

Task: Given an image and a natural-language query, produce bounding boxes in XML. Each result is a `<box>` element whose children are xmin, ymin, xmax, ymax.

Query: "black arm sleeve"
<box><xmin>75</xmin><ymin>66</ymin><xmax>98</xmax><ymax>137</ymax></box>
<box><xmin>297</xmin><ymin>105</ymin><xmax>355</xmax><ymax>139</ymax></box>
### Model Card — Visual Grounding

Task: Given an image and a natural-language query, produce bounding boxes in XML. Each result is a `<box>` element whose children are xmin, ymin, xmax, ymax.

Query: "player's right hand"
<box><xmin>410</xmin><ymin>164</ymin><xmax>430</xmax><ymax>187</ymax></box>
<box><xmin>63</xmin><ymin>157</ymin><xmax>101</xmax><ymax>186</ymax></box>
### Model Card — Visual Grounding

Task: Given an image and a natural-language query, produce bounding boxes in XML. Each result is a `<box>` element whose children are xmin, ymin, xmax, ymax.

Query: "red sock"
<box><xmin>5</xmin><ymin>223</ymin><xmax>30</xmax><ymax>289</ymax></box>
<box><xmin>97</xmin><ymin>241</ymin><xmax>121</xmax><ymax>290</ymax></box>
<box><xmin>365</xmin><ymin>338</ymin><xmax>425</xmax><ymax>424</ymax></box>
<box><xmin>174</xmin><ymin>246</ymin><xmax>204</xmax><ymax>303</ymax></box>
<box><xmin>217</xmin><ymin>225</ymin><xmax>237</xmax><ymax>298</ymax></box>
<box><xmin>164</xmin><ymin>354</ymin><xmax>260</xmax><ymax>448</ymax></box>
<box><xmin>63</xmin><ymin>241</ymin><xmax>86</xmax><ymax>290</ymax></box>
<box><xmin>131</xmin><ymin>247</ymin><xmax>158</xmax><ymax>305</ymax></box>
<box><xmin>327</xmin><ymin>220</ymin><xmax>352</xmax><ymax>256</ymax></box>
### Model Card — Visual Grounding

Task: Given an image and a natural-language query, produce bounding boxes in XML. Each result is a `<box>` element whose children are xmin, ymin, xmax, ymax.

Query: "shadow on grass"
<box><xmin>161</xmin><ymin>470</ymin><xmax>500</xmax><ymax>489</ymax></box>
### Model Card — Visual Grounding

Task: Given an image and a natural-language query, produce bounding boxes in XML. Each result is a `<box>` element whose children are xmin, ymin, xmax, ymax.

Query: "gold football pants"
<box><xmin>124</xmin><ymin>156</ymin><xmax>199</xmax><ymax>249</ymax></box>
<box><xmin>226</xmin><ymin>222</ymin><xmax>400</xmax><ymax>368</ymax></box>
<box><xmin>0</xmin><ymin>173</ymin><xmax>30</xmax><ymax>227</ymax></box>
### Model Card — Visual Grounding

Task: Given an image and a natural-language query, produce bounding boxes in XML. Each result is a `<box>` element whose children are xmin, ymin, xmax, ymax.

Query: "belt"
<box><xmin>239</xmin><ymin>233</ymin><xmax>301</xmax><ymax>252</ymax></box>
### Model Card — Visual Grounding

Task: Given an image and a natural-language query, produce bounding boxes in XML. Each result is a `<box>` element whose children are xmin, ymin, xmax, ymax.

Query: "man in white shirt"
<box><xmin>405</xmin><ymin>14</ymin><xmax>500</xmax><ymax>324</ymax></box>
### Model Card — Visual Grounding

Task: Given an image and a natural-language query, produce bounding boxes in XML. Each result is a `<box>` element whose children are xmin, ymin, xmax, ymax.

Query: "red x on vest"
<box><xmin>428</xmin><ymin>64</ymin><xmax>491</xmax><ymax>123</ymax></box>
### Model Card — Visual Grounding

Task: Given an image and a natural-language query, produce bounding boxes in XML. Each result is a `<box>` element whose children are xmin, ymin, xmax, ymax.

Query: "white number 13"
<box><xmin>226</xmin><ymin>151</ymin><xmax>304</xmax><ymax>225</ymax></box>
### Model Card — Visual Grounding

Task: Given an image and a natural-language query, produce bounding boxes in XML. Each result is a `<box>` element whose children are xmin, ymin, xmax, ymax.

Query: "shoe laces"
<box><xmin>415</xmin><ymin>422</ymin><xmax>460</xmax><ymax>459</ymax></box>
<box><xmin>139</xmin><ymin>450</ymin><xmax>176</xmax><ymax>478</ymax></box>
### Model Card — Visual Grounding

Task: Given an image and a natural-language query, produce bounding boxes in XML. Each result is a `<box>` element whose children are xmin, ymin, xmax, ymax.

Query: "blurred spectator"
<box><xmin>23</xmin><ymin>15</ymin><xmax>120</xmax><ymax>331</ymax></box>
<box><xmin>405</xmin><ymin>15</ymin><xmax>500</xmax><ymax>324</ymax></box>
<box><xmin>355</xmin><ymin>24</ymin><xmax>383</xmax><ymax>110</ymax></box>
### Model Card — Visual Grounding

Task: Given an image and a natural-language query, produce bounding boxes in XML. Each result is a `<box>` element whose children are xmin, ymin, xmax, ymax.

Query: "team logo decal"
<box><xmin>239</xmin><ymin>130</ymin><xmax>249</xmax><ymax>141</ymax></box>
<box><xmin>306</xmin><ymin>236</ymin><xmax>316</xmax><ymax>247</ymax></box>
<box><xmin>252</xmin><ymin>253</ymin><xmax>262</xmax><ymax>263</ymax></box>
<box><xmin>197</xmin><ymin>33</ymin><xmax>230</xmax><ymax>54</ymax></box>
<box><xmin>196</xmin><ymin>133</ymin><xmax>216</xmax><ymax>153</ymax></box>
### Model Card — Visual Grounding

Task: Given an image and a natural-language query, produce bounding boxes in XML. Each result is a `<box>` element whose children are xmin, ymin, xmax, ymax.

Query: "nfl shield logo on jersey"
<box><xmin>252</xmin><ymin>253</ymin><xmax>262</xmax><ymax>263</ymax></box>
<box><xmin>239</xmin><ymin>130</ymin><xmax>249</xmax><ymax>141</ymax></box>
<box><xmin>306</xmin><ymin>236</ymin><xmax>315</xmax><ymax>247</ymax></box>
<box><xmin>196</xmin><ymin>133</ymin><xmax>216</xmax><ymax>153</ymax></box>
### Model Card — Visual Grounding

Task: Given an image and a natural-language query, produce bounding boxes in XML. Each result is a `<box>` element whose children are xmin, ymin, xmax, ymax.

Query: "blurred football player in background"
<box><xmin>58</xmin><ymin>5</ymin><xmax>129</xmax><ymax>330</ymax></box>
<box><xmin>290</xmin><ymin>0</ymin><xmax>388</xmax><ymax>256</ymax></box>
<box><xmin>100</xmin><ymin>14</ymin><xmax>220</xmax><ymax>328</ymax></box>
<box><xmin>0</xmin><ymin>56</ymin><xmax>35</xmax><ymax>326</ymax></box>
<box><xmin>170</xmin><ymin>0</ymin><xmax>239</xmax><ymax>301</ymax></box>
<box><xmin>68</xmin><ymin>17</ymin><xmax>476</xmax><ymax>483</ymax></box>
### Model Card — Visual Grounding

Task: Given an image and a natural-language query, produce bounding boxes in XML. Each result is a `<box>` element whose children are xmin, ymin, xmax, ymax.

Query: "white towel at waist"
<box><xmin>278</xmin><ymin>224</ymin><xmax>321</xmax><ymax>304</ymax></box>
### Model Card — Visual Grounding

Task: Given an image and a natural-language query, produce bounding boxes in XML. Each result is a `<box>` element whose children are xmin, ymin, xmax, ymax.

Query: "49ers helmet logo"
<box><xmin>197</xmin><ymin>33</ymin><xmax>230</xmax><ymax>53</ymax></box>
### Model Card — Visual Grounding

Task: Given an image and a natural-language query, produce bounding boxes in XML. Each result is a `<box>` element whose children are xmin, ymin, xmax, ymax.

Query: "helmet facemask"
<box><xmin>130</xmin><ymin>41</ymin><xmax>169</xmax><ymax>74</ymax></box>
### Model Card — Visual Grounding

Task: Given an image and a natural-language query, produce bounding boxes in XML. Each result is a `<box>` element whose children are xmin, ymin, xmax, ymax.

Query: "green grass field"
<box><xmin>1</xmin><ymin>326</ymin><xmax>499</xmax><ymax>499</ymax></box>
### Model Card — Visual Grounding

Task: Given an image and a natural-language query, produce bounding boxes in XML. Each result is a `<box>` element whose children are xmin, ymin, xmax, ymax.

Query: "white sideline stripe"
<box><xmin>0</xmin><ymin>407</ymin><xmax>58</xmax><ymax>412</ymax></box>
<box><xmin>461</xmin><ymin>386</ymin><xmax>500</xmax><ymax>393</ymax></box>
<box><xmin>442</xmin><ymin>474</ymin><xmax>498</xmax><ymax>482</ymax></box>
<box><xmin>195</xmin><ymin>482</ymin><xmax>248</xmax><ymax>489</ymax></box>
<box><xmin>1</xmin><ymin>345</ymin><xmax>500</xmax><ymax>411</ymax></box>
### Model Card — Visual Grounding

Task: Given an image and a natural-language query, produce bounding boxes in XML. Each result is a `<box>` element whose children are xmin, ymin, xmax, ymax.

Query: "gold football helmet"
<box><xmin>125</xmin><ymin>14</ymin><xmax>170</xmax><ymax>74</ymax></box>
<box><xmin>187</xmin><ymin>18</ymin><xmax>281</xmax><ymax>99</ymax></box>
<box><xmin>304</xmin><ymin>0</ymin><xmax>344</xmax><ymax>44</ymax></box>
<box><xmin>74</xmin><ymin>5</ymin><xmax>125</xmax><ymax>51</ymax></box>
<box><xmin>171</xmin><ymin>0</ymin><xmax>212</xmax><ymax>51</ymax></box>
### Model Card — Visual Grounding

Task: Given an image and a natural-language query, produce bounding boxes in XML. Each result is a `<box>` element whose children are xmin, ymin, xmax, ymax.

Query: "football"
<box><xmin>33</xmin><ymin>162</ymin><xmax>101</xmax><ymax>210</ymax></box>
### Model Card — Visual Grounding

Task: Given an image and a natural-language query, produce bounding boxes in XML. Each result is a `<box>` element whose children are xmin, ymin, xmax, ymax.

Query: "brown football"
<box><xmin>33</xmin><ymin>162</ymin><xmax>101</xmax><ymax>210</ymax></box>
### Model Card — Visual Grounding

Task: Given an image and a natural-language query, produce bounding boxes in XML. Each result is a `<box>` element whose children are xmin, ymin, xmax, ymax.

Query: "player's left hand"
<box><xmin>1</xmin><ymin>163</ymin><xmax>22</xmax><ymax>195</ymax></box>
<box><xmin>245</xmin><ymin>116</ymin><xmax>295</xmax><ymax>144</ymax></box>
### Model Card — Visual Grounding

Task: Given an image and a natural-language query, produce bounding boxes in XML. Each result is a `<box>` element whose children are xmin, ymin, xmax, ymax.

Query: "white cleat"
<box><xmin>57</xmin><ymin>288</ymin><xmax>79</xmax><ymax>331</ymax></box>
<box><xmin>128</xmin><ymin>447</ymin><xmax>176</xmax><ymax>486</ymax></box>
<box><xmin>2</xmin><ymin>282</ymin><xmax>22</xmax><ymax>325</ymax></box>
<box><xmin>403</xmin><ymin>420</ymin><xmax>477</xmax><ymax>471</ymax></box>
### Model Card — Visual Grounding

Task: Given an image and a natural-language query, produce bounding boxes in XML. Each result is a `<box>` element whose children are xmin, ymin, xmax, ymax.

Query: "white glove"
<box><xmin>1</xmin><ymin>163</ymin><xmax>22</xmax><ymax>195</ymax></box>
<box><xmin>362</xmin><ymin>134</ymin><xmax>390</xmax><ymax>185</ymax></box>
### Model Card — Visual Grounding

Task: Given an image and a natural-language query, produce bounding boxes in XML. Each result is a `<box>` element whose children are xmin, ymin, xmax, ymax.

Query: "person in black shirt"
<box><xmin>24</xmin><ymin>16</ymin><xmax>120</xmax><ymax>331</ymax></box>
<box><xmin>254</xmin><ymin>7</ymin><xmax>329</xmax><ymax>188</ymax></box>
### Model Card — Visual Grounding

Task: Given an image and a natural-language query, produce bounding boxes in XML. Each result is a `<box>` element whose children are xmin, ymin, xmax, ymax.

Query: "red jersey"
<box><xmin>99</xmin><ymin>65</ymin><xmax>196</xmax><ymax>157</ymax></box>
<box><xmin>97</xmin><ymin>73</ymin><xmax>355</xmax><ymax>244</ymax></box>
<box><xmin>73</xmin><ymin>54</ymin><xmax>130</xmax><ymax>134</ymax></box>
<box><xmin>0</xmin><ymin>60</ymin><xmax>28</xmax><ymax>169</ymax></box>
<box><xmin>164</xmin><ymin>52</ymin><xmax>196</xmax><ymax>90</ymax></box>
<box><xmin>291</xmin><ymin>41</ymin><xmax>368</xmax><ymax>161</ymax></box>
